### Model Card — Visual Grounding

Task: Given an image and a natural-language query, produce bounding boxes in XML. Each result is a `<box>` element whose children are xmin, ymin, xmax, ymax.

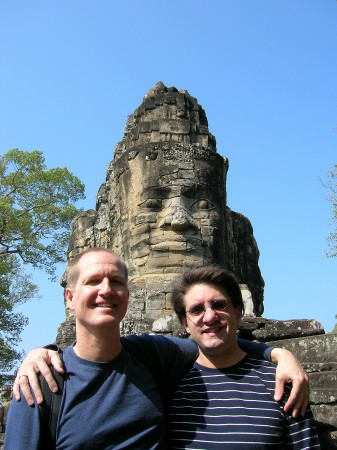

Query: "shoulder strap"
<box><xmin>38</xmin><ymin>349</ymin><xmax>64</xmax><ymax>448</ymax></box>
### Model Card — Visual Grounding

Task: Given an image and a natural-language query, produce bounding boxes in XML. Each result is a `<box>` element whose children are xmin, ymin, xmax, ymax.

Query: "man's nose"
<box><xmin>203</xmin><ymin>305</ymin><xmax>218</xmax><ymax>322</ymax></box>
<box><xmin>99</xmin><ymin>278</ymin><xmax>112</xmax><ymax>295</ymax></box>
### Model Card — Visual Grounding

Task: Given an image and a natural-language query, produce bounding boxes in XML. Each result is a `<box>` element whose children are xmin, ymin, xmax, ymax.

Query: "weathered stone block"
<box><xmin>152</xmin><ymin>314</ymin><xmax>183</xmax><ymax>333</ymax></box>
<box><xmin>135</xmin><ymin>213</ymin><xmax>157</xmax><ymax>224</ymax></box>
<box><xmin>151</xmin><ymin>241</ymin><xmax>187</xmax><ymax>252</ymax></box>
<box><xmin>200</xmin><ymin>226</ymin><xmax>214</xmax><ymax>237</ymax></box>
<box><xmin>126</xmin><ymin>300</ymin><xmax>145</xmax><ymax>311</ymax></box>
<box><xmin>146</xmin><ymin>297</ymin><xmax>166</xmax><ymax>310</ymax></box>
<box><xmin>142</xmin><ymin>309</ymin><xmax>168</xmax><ymax>321</ymax></box>
<box><xmin>130</xmin><ymin>224</ymin><xmax>151</xmax><ymax>237</ymax></box>
<box><xmin>178</xmin><ymin>169</ymin><xmax>194</xmax><ymax>179</ymax></box>
<box><xmin>253</xmin><ymin>319</ymin><xmax>324</xmax><ymax>341</ymax></box>
<box><xmin>159</xmin><ymin>119</ymin><xmax>190</xmax><ymax>134</ymax></box>
<box><xmin>163</xmin><ymin>266</ymin><xmax>182</xmax><ymax>274</ymax></box>
<box><xmin>265</xmin><ymin>333</ymin><xmax>336</xmax><ymax>363</ymax></box>
<box><xmin>124</xmin><ymin>310</ymin><xmax>142</xmax><ymax>320</ymax></box>
<box><xmin>147</xmin><ymin>254</ymin><xmax>186</xmax><ymax>268</ymax></box>
<box><xmin>138</xmin><ymin>122</ymin><xmax>152</xmax><ymax>133</ymax></box>
<box><xmin>311</xmin><ymin>404</ymin><xmax>337</xmax><ymax>428</ymax></box>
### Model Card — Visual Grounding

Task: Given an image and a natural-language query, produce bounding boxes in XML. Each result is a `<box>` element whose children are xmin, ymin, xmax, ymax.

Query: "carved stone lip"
<box><xmin>149</xmin><ymin>237</ymin><xmax>205</xmax><ymax>254</ymax></box>
<box><xmin>149</xmin><ymin>234</ymin><xmax>203</xmax><ymax>245</ymax></box>
<box><xmin>151</xmin><ymin>241</ymin><xmax>189</xmax><ymax>252</ymax></box>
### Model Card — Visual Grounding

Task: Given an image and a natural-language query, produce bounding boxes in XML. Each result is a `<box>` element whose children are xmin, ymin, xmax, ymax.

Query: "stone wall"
<box><xmin>237</xmin><ymin>318</ymin><xmax>337</xmax><ymax>448</ymax></box>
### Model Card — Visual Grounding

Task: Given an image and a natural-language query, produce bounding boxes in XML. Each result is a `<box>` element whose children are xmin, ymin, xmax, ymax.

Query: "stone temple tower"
<box><xmin>56</xmin><ymin>81</ymin><xmax>264</xmax><ymax>346</ymax></box>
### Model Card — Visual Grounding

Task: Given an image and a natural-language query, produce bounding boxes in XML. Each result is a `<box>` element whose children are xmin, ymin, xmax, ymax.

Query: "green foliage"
<box><xmin>322</xmin><ymin>164</ymin><xmax>337</xmax><ymax>258</ymax></box>
<box><xmin>0</xmin><ymin>148</ymin><xmax>85</xmax><ymax>372</ymax></box>
<box><xmin>0</xmin><ymin>254</ymin><xmax>38</xmax><ymax>373</ymax></box>
<box><xmin>0</xmin><ymin>148</ymin><xmax>85</xmax><ymax>277</ymax></box>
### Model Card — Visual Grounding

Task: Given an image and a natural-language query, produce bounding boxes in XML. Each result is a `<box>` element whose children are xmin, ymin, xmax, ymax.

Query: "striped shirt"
<box><xmin>168</xmin><ymin>354</ymin><xmax>320</xmax><ymax>449</ymax></box>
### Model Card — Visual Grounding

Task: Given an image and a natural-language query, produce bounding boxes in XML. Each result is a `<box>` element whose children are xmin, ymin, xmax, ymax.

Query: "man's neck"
<box><xmin>73</xmin><ymin>326</ymin><xmax>122</xmax><ymax>362</ymax></box>
<box><xmin>196</xmin><ymin>344</ymin><xmax>246</xmax><ymax>369</ymax></box>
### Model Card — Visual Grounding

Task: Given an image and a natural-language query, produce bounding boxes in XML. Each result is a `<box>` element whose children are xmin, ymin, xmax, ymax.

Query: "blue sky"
<box><xmin>1</xmin><ymin>1</ymin><xmax>336</xmax><ymax>364</ymax></box>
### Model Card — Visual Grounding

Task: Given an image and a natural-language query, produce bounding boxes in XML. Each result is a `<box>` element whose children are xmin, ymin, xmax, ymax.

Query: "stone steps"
<box><xmin>266</xmin><ymin>332</ymin><xmax>337</xmax><ymax>449</ymax></box>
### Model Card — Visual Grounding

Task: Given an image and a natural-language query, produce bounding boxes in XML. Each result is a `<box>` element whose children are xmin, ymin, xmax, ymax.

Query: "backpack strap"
<box><xmin>38</xmin><ymin>347</ymin><xmax>64</xmax><ymax>448</ymax></box>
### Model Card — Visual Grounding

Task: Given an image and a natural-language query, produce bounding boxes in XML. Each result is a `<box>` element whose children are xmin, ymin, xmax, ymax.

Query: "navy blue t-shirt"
<box><xmin>5</xmin><ymin>334</ymin><xmax>197</xmax><ymax>449</ymax></box>
<box><xmin>4</xmin><ymin>335</ymin><xmax>271</xmax><ymax>449</ymax></box>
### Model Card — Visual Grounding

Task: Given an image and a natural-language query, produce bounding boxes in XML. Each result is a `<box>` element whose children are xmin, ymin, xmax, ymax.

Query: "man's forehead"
<box><xmin>78</xmin><ymin>252</ymin><xmax>124</xmax><ymax>272</ymax></box>
<box><xmin>185</xmin><ymin>283</ymin><xmax>228</xmax><ymax>298</ymax></box>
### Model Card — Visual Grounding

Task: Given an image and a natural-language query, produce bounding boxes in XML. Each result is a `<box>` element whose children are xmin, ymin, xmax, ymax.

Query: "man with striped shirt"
<box><xmin>169</xmin><ymin>265</ymin><xmax>320</xmax><ymax>449</ymax></box>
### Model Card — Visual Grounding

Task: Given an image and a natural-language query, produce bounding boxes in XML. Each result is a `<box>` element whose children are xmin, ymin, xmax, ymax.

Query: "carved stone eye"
<box><xmin>139</xmin><ymin>199</ymin><xmax>162</xmax><ymax>210</ymax></box>
<box><xmin>190</xmin><ymin>199</ymin><xmax>215</xmax><ymax>211</ymax></box>
<box><xmin>198</xmin><ymin>200</ymin><xmax>209</xmax><ymax>210</ymax></box>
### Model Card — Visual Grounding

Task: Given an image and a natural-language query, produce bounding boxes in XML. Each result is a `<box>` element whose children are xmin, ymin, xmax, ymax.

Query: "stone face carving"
<box><xmin>59</xmin><ymin>81</ymin><xmax>264</xmax><ymax>338</ymax></box>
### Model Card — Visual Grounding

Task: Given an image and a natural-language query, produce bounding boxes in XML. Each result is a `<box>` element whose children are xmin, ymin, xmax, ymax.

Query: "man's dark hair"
<box><xmin>66</xmin><ymin>248</ymin><xmax>128</xmax><ymax>288</ymax></box>
<box><xmin>171</xmin><ymin>264</ymin><xmax>244</xmax><ymax>323</ymax></box>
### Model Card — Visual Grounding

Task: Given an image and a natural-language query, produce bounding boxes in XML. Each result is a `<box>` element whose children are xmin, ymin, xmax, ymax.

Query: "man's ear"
<box><xmin>182</xmin><ymin>316</ymin><xmax>190</xmax><ymax>335</ymax></box>
<box><xmin>65</xmin><ymin>288</ymin><xmax>75</xmax><ymax>310</ymax></box>
<box><xmin>235</xmin><ymin>306</ymin><xmax>242</xmax><ymax>327</ymax></box>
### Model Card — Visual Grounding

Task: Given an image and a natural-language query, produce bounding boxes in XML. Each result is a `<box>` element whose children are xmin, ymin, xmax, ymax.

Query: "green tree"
<box><xmin>0</xmin><ymin>148</ymin><xmax>85</xmax><ymax>374</ymax></box>
<box><xmin>0</xmin><ymin>254</ymin><xmax>38</xmax><ymax>374</ymax></box>
<box><xmin>322</xmin><ymin>164</ymin><xmax>337</xmax><ymax>258</ymax></box>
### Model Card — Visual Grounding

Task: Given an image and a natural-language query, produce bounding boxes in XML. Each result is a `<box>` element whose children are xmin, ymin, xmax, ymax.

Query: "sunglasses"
<box><xmin>186</xmin><ymin>299</ymin><xmax>231</xmax><ymax>317</ymax></box>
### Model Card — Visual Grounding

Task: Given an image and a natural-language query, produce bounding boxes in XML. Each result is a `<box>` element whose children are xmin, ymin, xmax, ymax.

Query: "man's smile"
<box><xmin>94</xmin><ymin>302</ymin><xmax>118</xmax><ymax>309</ymax></box>
<box><xmin>202</xmin><ymin>326</ymin><xmax>222</xmax><ymax>334</ymax></box>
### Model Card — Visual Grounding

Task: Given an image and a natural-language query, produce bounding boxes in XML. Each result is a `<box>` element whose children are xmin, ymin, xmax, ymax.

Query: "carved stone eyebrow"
<box><xmin>138</xmin><ymin>198</ymin><xmax>162</xmax><ymax>209</ymax></box>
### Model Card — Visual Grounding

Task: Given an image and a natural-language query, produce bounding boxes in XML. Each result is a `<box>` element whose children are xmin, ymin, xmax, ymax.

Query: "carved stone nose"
<box><xmin>171</xmin><ymin>207</ymin><xmax>189</xmax><ymax>231</ymax></box>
